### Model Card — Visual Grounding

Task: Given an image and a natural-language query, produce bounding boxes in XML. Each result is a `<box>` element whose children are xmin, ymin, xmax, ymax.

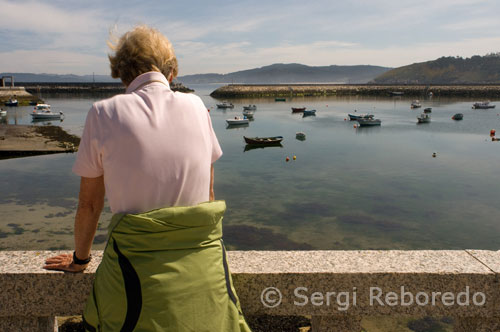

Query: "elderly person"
<box><xmin>44</xmin><ymin>25</ymin><xmax>251</xmax><ymax>332</ymax></box>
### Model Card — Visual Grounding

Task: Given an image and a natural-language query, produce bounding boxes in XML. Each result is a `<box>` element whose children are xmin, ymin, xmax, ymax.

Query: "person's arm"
<box><xmin>44</xmin><ymin>176</ymin><xmax>105</xmax><ymax>272</ymax></box>
<box><xmin>209</xmin><ymin>164</ymin><xmax>215</xmax><ymax>201</ymax></box>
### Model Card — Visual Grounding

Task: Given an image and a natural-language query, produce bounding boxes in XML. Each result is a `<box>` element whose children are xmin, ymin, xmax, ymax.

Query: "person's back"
<box><xmin>74</xmin><ymin>71</ymin><xmax>221</xmax><ymax>213</ymax></box>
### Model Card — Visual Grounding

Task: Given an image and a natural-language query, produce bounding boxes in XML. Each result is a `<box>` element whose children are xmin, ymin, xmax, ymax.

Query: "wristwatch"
<box><xmin>73</xmin><ymin>251</ymin><xmax>92</xmax><ymax>265</ymax></box>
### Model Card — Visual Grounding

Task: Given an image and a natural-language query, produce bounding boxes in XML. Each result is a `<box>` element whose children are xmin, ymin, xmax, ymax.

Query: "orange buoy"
<box><xmin>353</xmin><ymin>124</ymin><xmax>357</xmax><ymax>128</ymax></box>
<box><xmin>490</xmin><ymin>129</ymin><xmax>496</xmax><ymax>137</ymax></box>
<box><xmin>286</xmin><ymin>157</ymin><xmax>290</xmax><ymax>162</ymax></box>
<box><xmin>344</xmin><ymin>118</ymin><xmax>347</xmax><ymax>121</ymax></box>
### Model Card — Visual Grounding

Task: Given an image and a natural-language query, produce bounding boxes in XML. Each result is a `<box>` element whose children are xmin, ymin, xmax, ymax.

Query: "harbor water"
<box><xmin>1</xmin><ymin>84</ymin><xmax>499</xmax><ymax>250</ymax></box>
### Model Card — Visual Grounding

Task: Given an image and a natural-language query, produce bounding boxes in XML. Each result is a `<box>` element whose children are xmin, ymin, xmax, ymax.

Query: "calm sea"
<box><xmin>1</xmin><ymin>84</ymin><xmax>499</xmax><ymax>251</ymax></box>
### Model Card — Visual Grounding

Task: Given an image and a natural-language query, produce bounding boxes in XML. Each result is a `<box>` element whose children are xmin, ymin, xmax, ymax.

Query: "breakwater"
<box><xmin>210</xmin><ymin>84</ymin><xmax>500</xmax><ymax>98</ymax></box>
<box><xmin>20</xmin><ymin>82</ymin><xmax>194</xmax><ymax>95</ymax></box>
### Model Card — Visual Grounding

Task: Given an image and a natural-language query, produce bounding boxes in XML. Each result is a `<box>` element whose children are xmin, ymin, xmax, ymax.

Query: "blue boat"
<box><xmin>302</xmin><ymin>109</ymin><xmax>316</xmax><ymax>117</ymax></box>
<box><xmin>348</xmin><ymin>113</ymin><xmax>374</xmax><ymax>121</ymax></box>
<box><xmin>4</xmin><ymin>98</ymin><xmax>18</xmax><ymax>107</ymax></box>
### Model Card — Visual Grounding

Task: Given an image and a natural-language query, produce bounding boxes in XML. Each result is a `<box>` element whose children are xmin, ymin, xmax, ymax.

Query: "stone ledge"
<box><xmin>0</xmin><ymin>250</ymin><xmax>499</xmax><ymax>331</ymax></box>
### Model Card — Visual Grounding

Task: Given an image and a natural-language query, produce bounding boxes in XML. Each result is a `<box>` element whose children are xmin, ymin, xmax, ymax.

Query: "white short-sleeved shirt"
<box><xmin>73</xmin><ymin>71</ymin><xmax>222</xmax><ymax>214</ymax></box>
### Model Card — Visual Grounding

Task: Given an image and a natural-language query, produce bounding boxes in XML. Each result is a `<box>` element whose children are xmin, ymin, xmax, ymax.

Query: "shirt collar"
<box><xmin>126</xmin><ymin>71</ymin><xmax>171</xmax><ymax>94</ymax></box>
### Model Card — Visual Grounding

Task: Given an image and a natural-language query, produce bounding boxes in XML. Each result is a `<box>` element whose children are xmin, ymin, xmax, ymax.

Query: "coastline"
<box><xmin>210</xmin><ymin>84</ymin><xmax>500</xmax><ymax>98</ymax></box>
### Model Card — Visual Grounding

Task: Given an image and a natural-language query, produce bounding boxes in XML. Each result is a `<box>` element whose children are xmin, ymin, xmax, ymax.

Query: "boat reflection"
<box><xmin>244</xmin><ymin>143</ymin><xmax>283</xmax><ymax>152</ymax></box>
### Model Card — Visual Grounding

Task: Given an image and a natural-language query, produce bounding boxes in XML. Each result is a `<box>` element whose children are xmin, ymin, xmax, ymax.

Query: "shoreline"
<box><xmin>0</xmin><ymin>125</ymin><xmax>80</xmax><ymax>159</ymax></box>
<box><xmin>210</xmin><ymin>84</ymin><xmax>500</xmax><ymax>98</ymax></box>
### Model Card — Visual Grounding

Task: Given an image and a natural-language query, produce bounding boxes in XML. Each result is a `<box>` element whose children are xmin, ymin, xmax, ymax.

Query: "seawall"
<box><xmin>210</xmin><ymin>84</ymin><xmax>500</xmax><ymax>98</ymax></box>
<box><xmin>20</xmin><ymin>82</ymin><xmax>194</xmax><ymax>95</ymax></box>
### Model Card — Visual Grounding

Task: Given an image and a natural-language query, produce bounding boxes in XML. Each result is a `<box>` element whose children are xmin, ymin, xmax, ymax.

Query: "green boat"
<box><xmin>275</xmin><ymin>98</ymin><xmax>286</xmax><ymax>102</ymax></box>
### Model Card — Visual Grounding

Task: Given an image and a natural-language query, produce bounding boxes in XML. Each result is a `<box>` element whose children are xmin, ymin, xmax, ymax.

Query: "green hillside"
<box><xmin>373</xmin><ymin>53</ymin><xmax>500</xmax><ymax>84</ymax></box>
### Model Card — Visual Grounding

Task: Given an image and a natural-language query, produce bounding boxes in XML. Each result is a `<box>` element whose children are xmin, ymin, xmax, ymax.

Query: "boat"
<box><xmin>243</xmin><ymin>105</ymin><xmax>256</xmax><ymax>111</ymax></box>
<box><xmin>417</xmin><ymin>113</ymin><xmax>431</xmax><ymax>123</ymax></box>
<box><xmin>4</xmin><ymin>98</ymin><xmax>18</xmax><ymax>107</ymax></box>
<box><xmin>216</xmin><ymin>101</ymin><xmax>234</xmax><ymax>109</ymax></box>
<box><xmin>348</xmin><ymin>113</ymin><xmax>374</xmax><ymax>121</ymax></box>
<box><xmin>411</xmin><ymin>100</ymin><xmax>422</xmax><ymax>108</ymax></box>
<box><xmin>244</xmin><ymin>136</ymin><xmax>283</xmax><ymax>145</ymax></box>
<box><xmin>423</xmin><ymin>107</ymin><xmax>432</xmax><ymax>113</ymax></box>
<box><xmin>296</xmin><ymin>132</ymin><xmax>306</xmax><ymax>140</ymax></box>
<box><xmin>291</xmin><ymin>107</ymin><xmax>306</xmax><ymax>113</ymax></box>
<box><xmin>242</xmin><ymin>110</ymin><xmax>254</xmax><ymax>118</ymax></box>
<box><xmin>31</xmin><ymin>104</ymin><xmax>64</xmax><ymax>120</ymax></box>
<box><xmin>226</xmin><ymin>117</ymin><xmax>249</xmax><ymax>125</ymax></box>
<box><xmin>389</xmin><ymin>91</ymin><xmax>404</xmax><ymax>96</ymax></box>
<box><xmin>357</xmin><ymin>118</ymin><xmax>381</xmax><ymax>127</ymax></box>
<box><xmin>452</xmin><ymin>113</ymin><xmax>464</xmax><ymax>120</ymax></box>
<box><xmin>275</xmin><ymin>98</ymin><xmax>286</xmax><ymax>102</ymax></box>
<box><xmin>0</xmin><ymin>109</ymin><xmax>6</xmax><ymax>116</ymax></box>
<box><xmin>302</xmin><ymin>109</ymin><xmax>316</xmax><ymax>117</ymax></box>
<box><xmin>472</xmin><ymin>101</ymin><xmax>496</xmax><ymax>109</ymax></box>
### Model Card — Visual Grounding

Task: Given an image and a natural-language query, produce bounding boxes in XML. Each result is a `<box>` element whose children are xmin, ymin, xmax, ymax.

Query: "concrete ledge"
<box><xmin>0</xmin><ymin>250</ymin><xmax>499</xmax><ymax>331</ymax></box>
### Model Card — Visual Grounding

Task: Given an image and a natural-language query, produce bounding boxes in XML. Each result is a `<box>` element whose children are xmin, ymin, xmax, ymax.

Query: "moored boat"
<box><xmin>452</xmin><ymin>113</ymin><xmax>464</xmax><ymax>120</ymax></box>
<box><xmin>411</xmin><ymin>100</ymin><xmax>422</xmax><ymax>108</ymax></box>
<box><xmin>348</xmin><ymin>113</ymin><xmax>374</xmax><ymax>121</ymax></box>
<box><xmin>226</xmin><ymin>117</ymin><xmax>249</xmax><ymax>125</ymax></box>
<box><xmin>244</xmin><ymin>136</ymin><xmax>283</xmax><ymax>145</ymax></box>
<box><xmin>389</xmin><ymin>91</ymin><xmax>404</xmax><ymax>96</ymax></box>
<box><xmin>243</xmin><ymin>105</ymin><xmax>256</xmax><ymax>111</ymax></box>
<box><xmin>302</xmin><ymin>109</ymin><xmax>316</xmax><ymax>117</ymax></box>
<box><xmin>472</xmin><ymin>101</ymin><xmax>495</xmax><ymax>109</ymax></box>
<box><xmin>217</xmin><ymin>101</ymin><xmax>234</xmax><ymax>109</ymax></box>
<box><xmin>357</xmin><ymin>118</ymin><xmax>381</xmax><ymax>127</ymax></box>
<box><xmin>0</xmin><ymin>109</ymin><xmax>6</xmax><ymax>116</ymax></box>
<box><xmin>4</xmin><ymin>98</ymin><xmax>18</xmax><ymax>107</ymax></box>
<box><xmin>242</xmin><ymin>110</ymin><xmax>254</xmax><ymax>118</ymax></box>
<box><xmin>424</xmin><ymin>107</ymin><xmax>432</xmax><ymax>113</ymax></box>
<box><xmin>275</xmin><ymin>98</ymin><xmax>286</xmax><ymax>102</ymax></box>
<box><xmin>291</xmin><ymin>107</ymin><xmax>306</xmax><ymax>113</ymax></box>
<box><xmin>31</xmin><ymin>104</ymin><xmax>64</xmax><ymax>120</ymax></box>
<box><xmin>417</xmin><ymin>113</ymin><xmax>431</xmax><ymax>123</ymax></box>
<box><xmin>296</xmin><ymin>132</ymin><xmax>306</xmax><ymax>140</ymax></box>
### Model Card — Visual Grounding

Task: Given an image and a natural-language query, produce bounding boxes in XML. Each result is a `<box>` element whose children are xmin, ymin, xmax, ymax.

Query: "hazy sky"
<box><xmin>1</xmin><ymin>0</ymin><xmax>499</xmax><ymax>76</ymax></box>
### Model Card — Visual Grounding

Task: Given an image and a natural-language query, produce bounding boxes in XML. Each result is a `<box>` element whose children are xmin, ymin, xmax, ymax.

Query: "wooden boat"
<box><xmin>424</xmin><ymin>107</ymin><xmax>432</xmax><ymax>113</ymax></box>
<box><xmin>472</xmin><ymin>101</ymin><xmax>495</xmax><ymax>109</ymax></box>
<box><xmin>348</xmin><ymin>113</ymin><xmax>374</xmax><ymax>121</ymax></box>
<box><xmin>217</xmin><ymin>101</ymin><xmax>234</xmax><ymax>109</ymax></box>
<box><xmin>411</xmin><ymin>100</ymin><xmax>422</xmax><ymax>108</ymax></box>
<box><xmin>31</xmin><ymin>104</ymin><xmax>64</xmax><ymax>120</ymax></box>
<box><xmin>226</xmin><ymin>117</ymin><xmax>249</xmax><ymax>125</ymax></box>
<box><xmin>417</xmin><ymin>113</ymin><xmax>431</xmax><ymax>123</ymax></box>
<box><xmin>243</xmin><ymin>105</ymin><xmax>256</xmax><ymax>111</ymax></box>
<box><xmin>302</xmin><ymin>109</ymin><xmax>316</xmax><ymax>117</ymax></box>
<box><xmin>291</xmin><ymin>107</ymin><xmax>306</xmax><ymax>113</ymax></box>
<box><xmin>452</xmin><ymin>113</ymin><xmax>464</xmax><ymax>120</ymax></box>
<box><xmin>275</xmin><ymin>98</ymin><xmax>286</xmax><ymax>102</ymax></box>
<box><xmin>357</xmin><ymin>118</ymin><xmax>381</xmax><ymax>127</ymax></box>
<box><xmin>4</xmin><ymin>98</ymin><xmax>18</xmax><ymax>107</ymax></box>
<box><xmin>244</xmin><ymin>136</ymin><xmax>283</xmax><ymax>145</ymax></box>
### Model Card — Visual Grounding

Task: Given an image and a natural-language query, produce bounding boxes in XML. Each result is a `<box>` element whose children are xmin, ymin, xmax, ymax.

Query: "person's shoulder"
<box><xmin>173</xmin><ymin>91</ymin><xmax>204</xmax><ymax>105</ymax></box>
<box><xmin>91</xmin><ymin>93</ymin><xmax>137</xmax><ymax>116</ymax></box>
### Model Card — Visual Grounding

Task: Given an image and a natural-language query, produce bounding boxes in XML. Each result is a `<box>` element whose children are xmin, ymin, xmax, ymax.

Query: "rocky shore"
<box><xmin>0</xmin><ymin>125</ymin><xmax>80</xmax><ymax>159</ymax></box>
<box><xmin>210</xmin><ymin>84</ymin><xmax>500</xmax><ymax>98</ymax></box>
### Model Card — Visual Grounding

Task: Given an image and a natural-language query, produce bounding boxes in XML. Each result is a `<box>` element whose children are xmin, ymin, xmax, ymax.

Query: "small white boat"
<box><xmin>4</xmin><ymin>98</ymin><xmax>18</xmax><ymax>107</ymax></box>
<box><xmin>226</xmin><ymin>116</ymin><xmax>249</xmax><ymax>125</ymax></box>
<box><xmin>217</xmin><ymin>101</ymin><xmax>234</xmax><ymax>109</ymax></box>
<box><xmin>357</xmin><ymin>118</ymin><xmax>381</xmax><ymax>127</ymax></box>
<box><xmin>242</xmin><ymin>110</ymin><xmax>254</xmax><ymax>118</ymax></box>
<box><xmin>411</xmin><ymin>100</ymin><xmax>422</xmax><ymax>108</ymax></box>
<box><xmin>472</xmin><ymin>101</ymin><xmax>495</xmax><ymax>109</ymax></box>
<box><xmin>417</xmin><ymin>113</ymin><xmax>431</xmax><ymax>123</ymax></box>
<box><xmin>31</xmin><ymin>104</ymin><xmax>64</xmax><ymax>120</ymax></box>
<box><xmin>0</xmin><ymin>109</ymin><xmax>6</xmax><ymax>116</ymax></box>
<box><xmin>243</xmin><ymin>105</ymin><xmax>256</xmax><ymax>111</ymax></box>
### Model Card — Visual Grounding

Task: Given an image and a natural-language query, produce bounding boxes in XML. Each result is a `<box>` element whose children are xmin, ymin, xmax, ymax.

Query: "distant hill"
<box><xmin>177</xmin><ymin>63</ymin><xmax>391</xmax><ymax>84</ymax></box>
<box><xmin>0</xmin><ymin>72</ymin><xmax>120</xmax><ymax>83</ymax></box>
<box><xmin>373</xmin><ymin>54</ymin><xmax>500</xmax><ymax>84</ymax></box>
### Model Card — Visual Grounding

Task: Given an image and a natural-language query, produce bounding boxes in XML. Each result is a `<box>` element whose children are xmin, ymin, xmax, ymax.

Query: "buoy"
<box><xmin>490</xmin><ymin>129</ymin><xmax>496</xmax><ymax>137</ymax></box>
<box><xmin>432</xmin><ymin>152</ymin><xmax>437</xmax><ymax>158</ymax></box>
<box><xmin>286</xmin><ymin>157</ymin><xmax>290</xmax><ymax>162</ymax></box>
<box><xmin>344</xmin><ymin>118</ymin><xmax>347</xmax><ymax>121</ymax></box>
<box><xmin>207</xmin><ymin>108</ymin><xmax>210</xmax><ymax>112</ymax></box>
<box><xmin>293</xmin><ymin>155</ymin><xmax>296</xmax><ymax>160</ymax></box>
<box><xmin>353</xmin><ymin>124</ymin><xmax>357</xmax><ymax>128</ymax></box>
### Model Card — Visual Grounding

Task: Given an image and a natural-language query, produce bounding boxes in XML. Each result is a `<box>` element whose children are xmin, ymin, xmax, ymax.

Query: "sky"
<box><xmin>1</xmin><ymin>0</ymin><xmax>500</xmax><ymax>76</ymax></box>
